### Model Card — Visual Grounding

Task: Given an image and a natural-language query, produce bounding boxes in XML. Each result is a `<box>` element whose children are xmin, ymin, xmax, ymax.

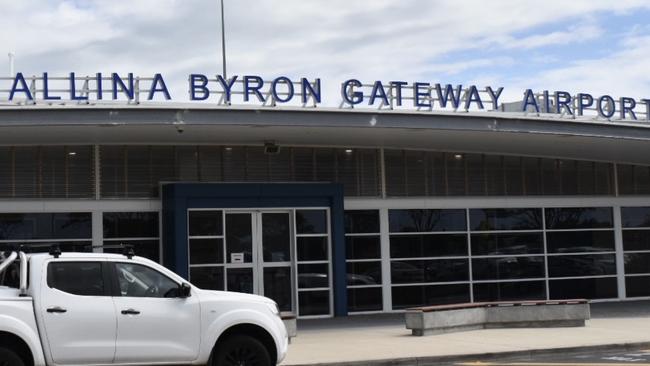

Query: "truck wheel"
<box><xmin>213</xmin><ymin>334</ymin><xmax>272</xmax><ymax>366</ymax></box>
<box><xmin>0</xmin><ymin>347</ymin><xmax>25</xmax><ymax>366</ymax></box>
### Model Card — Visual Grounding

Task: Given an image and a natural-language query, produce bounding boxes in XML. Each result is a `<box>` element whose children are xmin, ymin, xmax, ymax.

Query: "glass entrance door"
<box><xmin>223</xmin><ymin>211</ymin><xmax>294</xmax><ymax>312</ymax></box>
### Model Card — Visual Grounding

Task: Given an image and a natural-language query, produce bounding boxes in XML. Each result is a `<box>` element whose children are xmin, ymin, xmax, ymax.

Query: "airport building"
<box><xmin>1</xmin><ymin>74</ymin><xmax>650</xmax><ymax>318</ymax></box>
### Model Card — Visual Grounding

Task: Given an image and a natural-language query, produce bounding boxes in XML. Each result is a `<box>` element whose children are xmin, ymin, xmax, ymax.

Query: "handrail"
<box><xmin>19</xmin><ymin>252</ymin><xmax>27</xmax><ymax>295</ymax></box>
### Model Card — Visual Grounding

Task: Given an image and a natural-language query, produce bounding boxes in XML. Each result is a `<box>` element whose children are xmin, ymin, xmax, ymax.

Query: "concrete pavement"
<box><xmin>281</xmin><ymin>301</ymin><xmax>650</xmax><ymax>365</ymax></box>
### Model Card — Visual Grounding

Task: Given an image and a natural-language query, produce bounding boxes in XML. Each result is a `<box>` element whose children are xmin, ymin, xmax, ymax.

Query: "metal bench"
<box><xmin>405</xmin><ymin>299</ymin><xmax>590</xmax><ymax>336</ymax></box>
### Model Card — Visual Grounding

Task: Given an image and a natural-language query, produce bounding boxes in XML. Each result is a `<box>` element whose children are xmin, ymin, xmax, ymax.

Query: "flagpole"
<box><xmin>220</xmin><ymin>0</ymin><xmax>227</xmax><ymax>80</ymax></box>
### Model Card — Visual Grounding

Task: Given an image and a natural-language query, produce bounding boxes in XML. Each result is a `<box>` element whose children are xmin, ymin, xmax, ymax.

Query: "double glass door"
<box><xmin>223</xmin><ymin>211</ymin><xmax>293</xmax><ymax>312</ymax></box>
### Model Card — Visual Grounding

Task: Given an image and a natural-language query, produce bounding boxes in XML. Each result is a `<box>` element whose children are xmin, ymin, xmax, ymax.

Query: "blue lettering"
<box><xmin>96</xmin><ymin>73</ymin><xmax>103</xmax><ymax>100</ymax></box>
<box><xmin>111</xmin><ymin>73</ymin><xmax>134</xmax><ymax>100</ymax></box>
<box><xmin>369</xmin><ymin>81</ymin><xmax>389</xmax><ymax>106</ymax></box>
<box><xmin>216</xmin><ymin>75</ymin><xmax>237</xmax><ymax>103</ymax></box>
<box><xmin>620</xmin><ymin>97</ymin><xmax>637</xmax><ymax>120</ymax></box>
<box><xmin>42</xmin><ymin>72</ymin><xmax>61</xmax><ymax>100</ymax></box>
<box><xmin>9</xmin><ymin>72</ymin><xmax>32</xmax><ymax>101</ymax></box>
<box><xmin>522</xmin><ymin>89</ymin><xmax>539</xmax><ymax>113</ymax></box>
<box><xmin>464</xmin><ymin>85</ymin><xmax>484</xmax><ymax>110</ymax></box>
<box><xmin>577</xmin><ymin>93</ymin><xmax>593</xmax><ymax>116</ymax></box>
<box><xmin>390</xmin><ymin>81</ymin><xmax>408</xmax><ymax>106</ymax></box>
<box><xmin>243</xmin><ymin>75</ymin><xmax>265</xmax><ymax>102</ymax></box>
<box><xmin>597</xmin><ymin>95</ymin><xmax>616</xmax><ymax>119</ymax></box>
<box><xmin>341</xmin><ymin>79</ymin><xmax>363</xmax><ymax>105</ymax></box>
<box><xmin>69</xmin><ymin>72</ymin><xmax>88</xmax><ymax>101</ymax></box>
<box><xmin>435</xmin><ymin>84</ymin><xmax>462</xmax><ymax>109</ymax></box>
<box><xmin>189</xmin><ymin>74</ymin><xmax>209</xmax><ymax>101</ymax></box>
<box><xmin>301</xmin><ymin>78</ymin><xmax>321</xmax><ymax>104</ymax></box>
<box><xmin>414</xmin><ymin>82</ymin><xmax>431</xmax><ymax>108</ymax></box>
<box><xmin>555</xmin><ymin>91</ymin><xmax>572</xmax><ymax>115</ymax></box>
<box><xmin>271</xmin><ymin>76</ymin><xmax>294</xmax><ymax>103</ymax></box>
<box><xmin>148</xmin><ymin>73</ymin><xmax>171</xmax><ymax>100</ymax></box>
<box><xmin>485</xmin><ymin>86</ymin><xmax>503</xmax><ymax>110</ymax></box>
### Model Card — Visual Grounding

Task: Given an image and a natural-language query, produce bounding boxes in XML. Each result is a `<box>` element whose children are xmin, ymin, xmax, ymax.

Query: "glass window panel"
<box><xmin>125</xmin><ymin>146</ymin><xmax>153</xmax><ymax>197</ymax></box>
<box><xmin>522</xmin><ymin>157</ymin><xmax>541</xmax><ymax>195</ymax></box>
<box><xmin>485</xmin><ymin>155</ymin><xmax>505</xmax><ymax>196</ymax></box>
<box><xmin>268</xmin><ymin>148</ymin><xmax>292</xmax><ymax>182</ymax></box>
<box><xmin>427</xmin><ymin>152</ymin><xmax>446</xmax><ymax>196</ymax></box>
<box><xmin>298</xmin><ymin>263</ymin><xmax>329</xmax><ymax>288</ymax></box>
<box><xmin>576</xmin><ymin>161</ymin><xmax>595</xmax><ymax>195</ymax></box>
<box><xmin>471</xmin><ymin>233</ymin><xmax>544</xmax><ymax>256</ymax></box>
<box><xmin>100</xmin><ymin>146</ymin><xmax>126</xmax><ymax>198</ymax></box>
<box><xmin>52</xmin><ymin>213</ymin><xmax>92</xmax><ymax>239</ymax></box>
<box><xmin>227</xmin><ymin>268</ymin><xmax>254</xmax><ymax>294</ymax></box>
<box><xmin>389</xmin><ymin>209</ymin><xmax>466</xmax><ymax>232</ymax></box>
<box><xmin>189</xmin><ymin>238</ymin><xmax>223</xmax><ymax>265</ymax></box>
<box><xmin>390</xmin><ymin>234</ymin><xmax>467</xmax><ymax>258</ymax></box>
<box><xmin>348</xmin><ymin>287</ymin><xmax>382</xmax><ymax>312</ymax></box>
<box><xmin>344</xmin><ymin>210</ymin><xmax>380</xmax><ymax>234</ymax></box>
<box><xmin>358</xmin><ymin>149</ymin><xmax>380</xmax><ymax>196</ymax></box>
<box><xmin>0</xmin><ymin>147</ymin><xmax>12</xmax><ymax>198</ymax></box>
<box><xmin>103</xmin><ymin>240</ymin><xmax>160</xmax><ymax>263</ymax></box>
<box><xmin>384</xmin><ymin>150</ymin><xmax>406</xmax><ymax>197</ymax></box>
<box><xmin>296</xmin><ymin>210</ymin><xmax>327</xmax><ymax>234</ymax></box>
<box><xmin>262</xmin><ymin>213</ymin><xmax>291</xmax><ymax>262</ymax></box>
<box><xmin>504</xmin><ymin>156</ymin><xmax>524</xmax><ymax>195</ymax></box>
<box><xmin>622</xmin><ymin>230</ymin><xmax>650</xmax><ymax>251</ymax></box>
<box><xmin>346</xmin><ymin>261</ymin><xmax>382</xmax><ymax>285</ymax></box>
<box><xmin>473</xmin><ymin>281</ymin><xmax>546</xmax><ymax>302</ymax></box>
<box><xmin>545</xmin><ymin>207</ymin><xmax>613</xmax><ymax>229</ymax></box>
<box><xmin>621</xmin><ymin>207</ymin><xmax>650</xmax><ymax>228</ymax></box>
<box><xmin>624</xmin><ymin>253</ymin><xmax>650</xmax><ymax>274</ymax></box>
<box><xmin>541</xmin><ymin>158</ymin><xmax>561</xmax><ymax>195</ymax></box>
<box><xmin>263</xmin><ymin>267</ymin><xmax>292</xmax><ymax>312</ymax></box>
<box><xmin>548</xmin><ymin>254</ymin><xmax>617</xmax><ymax>277</ymax></box>
<box><xmin>175</xmin><ymin>146</ymin><xmax>198</xmax><ymax>181</ymax></box>
<box><xmin>14</xmin><ymin>147</ymin><xmax>38</xmax><ymax>198</ymax></box>
<box><xmin>466</xmin><ymin>154</ymin><xmax>485</xmax><ymax>196</ymax></box>
<box><xmin>314</xmin><ymin>148</ymin><xmax>335</xmax><ymax>183</ymax></box>
<box><xmin>549</xmin><ymin>277</ymin><xmax>617</xmax><ymax>299</ymax></box>
<box><xmin>221</xmin><ymin>147</ymin><xmax>246</xmax><ymax>181</ymax></box>
<box><xmin>391</xmin><ymin>259</ymin><xmax>468</xmax><ymax>284</ymax></box>
<box><xmin>625</xmin><ymin>276</ymin><xmax>650</xmax><ymax>297</ymax></box>
<box><xmin>469</xmin><ymin>208</ymin><xmax>542</xmax><ymax>231</ymax></box>
<box><xmin>197</xmin><ymin>146</ymin><xmax>223</xmax><ymax>182</ymax></box>
<box><xmin>337</xmin><ymin>149</ymin><xmax>361</xmax><ymax>196</ymax></box>
<box><xmin>114</xmin><ymin>263</ymin><xmax>178</xmax><ymax>298</ymax></box>
<box><xmin>594</xmin><ymin>162</ymin><xmax>613</xmax><ymax>195</ymax></box>
<box><xmin>560</xmin><ymin>159</ymin><xmax>578</xmax><ymax>195</ymax></box>
<box><xmin>298</xmin><ymin>290</ymin><xmax>330</xmax><ymax>316</ymax></box>
<box><xmin>297</xmin><ymin>237</ymin><xmax>328</xmax><ymax>261</ymax></box>
<box><xmin>292</xmin><ymin>148</ymin><xmax>315</xmax><ymax>182</ymax></box>
<box><xmin>472</xmin><ymin>257</ymin><xmax>545</xmax><ymax>281</ymax></box>
<box><xmin>391</xmin><ymin>284</ymin><xmax>470</xmax><ymax>310</ymax></box>
<box><xmin>546</xmin><ymin>230</ymin><xmax>615</xmax><ymax>253</ymax></box>
<box><xmin>189</xmin><ymin>266</ymin><xmax>224</xmax><ymax>291</ymax></box>
<box><xmin>618</xmin><ymin>164</ymin><xmax>650</xmax><ymax>195</ymax></box>
<box><xmin>446</xmin><ymin>153</ymin><xmax>466</xmax><ymax>196</ymax></box>
<box><xmin>226</xmin><ymin>214</ymin><xmax>253</xmax><ymax>263</ymax></box>
<box><xmin>346</xmin><ymin>236</ymin><xmax>381</xmax><ymax>260</ymax></box>
<box><xmin>244</xmin><ymin>147</ymin><xmax>269</xmax><ymax>182</ymax></box>
<box><xmin>404</xmin><ymin>150</ymin><xmax>427</xmax><ymax>196</ymax></box>
<box><xmin>47</xmin><ymin>262</ymin><xmax>104</xmax><ymax>296</ymax></box>
<box><xmin>188</xmin><ymin>211</ymin><xmax>223</xmax><ymax>237</ymax></box>
<box><xmin>149</xmin><ymin>146</ymin><xmax>176</xmax><ymax>197</ymax></box>
<box><xmin>0</xmin><ymin>213</ymin><xmax>91</xmax><ymax>240</ymax></box>
<box><xmin>103</xmin><ymin>212</ymin><xmax>159</xmax><ymax>238</ymax></box>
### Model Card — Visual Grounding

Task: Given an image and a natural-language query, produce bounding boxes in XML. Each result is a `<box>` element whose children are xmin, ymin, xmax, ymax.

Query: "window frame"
<box><xmin>108</xmin><ymin>261</ymin><xmax>183</xmax><ymax>299</ymax></box>
<box><xmin>46</xmin><ymin>261</ymin><xmax>112</xmax><ymax>297</ymax></box>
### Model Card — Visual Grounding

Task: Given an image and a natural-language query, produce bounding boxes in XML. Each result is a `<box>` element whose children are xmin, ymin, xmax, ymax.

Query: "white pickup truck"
<box><xmin>0</xmin><ymin>247</ymin><xmax>288</xmax><ymax>366</ymax></box>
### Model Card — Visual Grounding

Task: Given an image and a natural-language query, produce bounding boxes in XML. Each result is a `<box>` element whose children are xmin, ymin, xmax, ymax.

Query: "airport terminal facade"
<box><xmin>0</xmin><ymin>101</ymin><xmax>649</xmax><ymax>318</ymax></box>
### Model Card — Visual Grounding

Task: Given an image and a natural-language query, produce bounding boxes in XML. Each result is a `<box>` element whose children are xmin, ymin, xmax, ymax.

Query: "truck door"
<box><xmin>40</xmin><ymin>261</ymin><xmax>117</xmax><ymax>364</ymax></box>
<box><xmin>111</xmin><ymin>262</ymin><xmax>201</xmax><ymax>363</ymax></box>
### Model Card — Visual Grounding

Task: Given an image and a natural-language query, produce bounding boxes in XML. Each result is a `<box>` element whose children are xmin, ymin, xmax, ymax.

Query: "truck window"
<box><xmin>0</xmin><ymin>262</ymin><xmax>20</xmax><ymax>288</ymax></box>
<box><xmin>47</xmin><ymin>262</ymin><xmax>105</xmax><ymax>296</ymax></box>
<box><xmin>115</xmin><ymin>263</ymin><xmax>179</xmax><ymax>298</ymax></box>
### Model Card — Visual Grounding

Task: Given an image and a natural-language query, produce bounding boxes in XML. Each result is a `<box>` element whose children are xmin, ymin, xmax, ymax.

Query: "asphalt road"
<box><xmin>457</xmin><ymin>347</ymin><xmax>650</xmax><ymax>366</ymax></box>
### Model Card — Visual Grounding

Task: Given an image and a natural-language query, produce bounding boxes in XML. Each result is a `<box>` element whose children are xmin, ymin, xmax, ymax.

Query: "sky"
<box><xmin>2</xmin><ymin>0</ymin><xmax>650</xmax><ymax>105</ymax></box>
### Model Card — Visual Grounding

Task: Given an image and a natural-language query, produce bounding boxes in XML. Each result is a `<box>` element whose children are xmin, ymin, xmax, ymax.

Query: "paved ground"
<box><xmin>281</xmin><ymin>301</ymin><xmax>650</xmax><ymax>366</ymax></box>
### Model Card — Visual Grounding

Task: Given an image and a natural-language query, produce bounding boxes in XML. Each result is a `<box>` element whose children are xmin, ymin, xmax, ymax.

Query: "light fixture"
<box><xmin>345</xmin><ymin>149</ymin><xmax>353</xmax><ymax>153</ymax></box>
<box><xmin>454</xmin><ymin>154</ymin><xmax>463</xmax><ymax>160</ymax></box>
<box><xmin>225</xmin><ymin>147</ymin><xmax>233</xmax><ymax>151</ymax></box>
<box><xmin>68</xmin><ymin>152</ymin><xmax>76</xmax><ymax>156</ymax></box>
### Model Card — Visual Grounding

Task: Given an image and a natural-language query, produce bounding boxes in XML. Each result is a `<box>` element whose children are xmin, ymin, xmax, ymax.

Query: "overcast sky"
<box><xmin>2</xmin><ymin>0</ymin><xmax>650</xmax><ymax>104</ymax></box>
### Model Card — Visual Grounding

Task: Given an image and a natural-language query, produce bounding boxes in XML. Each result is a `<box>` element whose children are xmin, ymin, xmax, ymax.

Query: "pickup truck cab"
<box><xmin>0</xmin><ymin>248</ymin><xmax>288</xmax><ymax>366</ymax></box>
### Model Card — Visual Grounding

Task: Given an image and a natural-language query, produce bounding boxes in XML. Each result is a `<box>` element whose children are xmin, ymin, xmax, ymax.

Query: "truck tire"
<box><xmin>0</xmin><ymin>347</ymin><xmax>25</xmax><ymax>366</ymax></box>
<box><xmin>213</xmin><ymin>334</ymin><xmax>272</xmax><ymax>366</ymax></box>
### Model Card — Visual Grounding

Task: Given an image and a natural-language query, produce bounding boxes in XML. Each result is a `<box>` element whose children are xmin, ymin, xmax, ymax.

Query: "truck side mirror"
<box><xmin>180</xmin><ymin>283</ymin><xmax>192</xmax><ymax>298</ymax></box>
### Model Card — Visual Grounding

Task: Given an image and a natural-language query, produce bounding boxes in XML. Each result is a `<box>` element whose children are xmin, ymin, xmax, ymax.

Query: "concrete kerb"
<box><xmin>286</xmin><ymin>341</ymin><xmax>650</xmax><ymax>366</ymax></box>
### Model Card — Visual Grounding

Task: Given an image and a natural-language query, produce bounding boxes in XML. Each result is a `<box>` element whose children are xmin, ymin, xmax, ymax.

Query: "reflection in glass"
<box><xmin>472</xmin><ymin>257</ymin><xmax>545</xmax><ymax>281</ymax></box>
<box><xmin>545</xmin><ymin>207</ymin><xmax>613</xmax><ymax>229</ymax></box>
<box><xmin>548</xmin><ymin>254</ymin><xmax>616</xmax><ymax>277</ymax></box>
<box><xmin>226</xmin><ymin>214</ymin><xmax>253</xmax><ymax>263</ymax></box>
<box><xmin>345</xmin><ymin>236</ymin><xmax>380</xmax><ymax>260</ymax></box>
<box><xmin>189</xmin><ymin>238</ymin><xmax>224</xmax><ymax>264</ymax></box>
<box><xmin>624</xmin><ymin>253</ymin><xmax>650</xmax><ymax>274</ymax></box>
<box><xmin>471</xmin><ymin>233</ymin><xmax>544</xmax><ymax>255</ymax></box>
<box><xmin>469</xmin><ymin>208</ymin><xmax>542</xmax><ymax>231</ymax></box>
<box><xmin>103</xmin><ymin>240</ymin><xmax>159</xmax><ymax>262</ymax></box>
<box><xmin>264</xmin><ymin>267</ymin><xmax>292</xmax><ymax>312</ymax></box>
<box><xmin>473</xmin><ymin>281</ymin><xmax>546</xmax><ymax>302</ymax></box>
<box><xmin>190</xmin><ymin>266</ymin><xmax>224</xmax><ymax>291</ymax></box>
<box><xmin>390</xmin><ymin>259</ymin><xmax>468</xmax><ymax>284</ymax></box>
<box><xmin>549</xmin><ymin>277</ymin><xmax>617</xmax><ymax>299</ymax></box>
<box><xmin>227</xmin><ymin>268</ymin><xmax>254</xmax><ymax>294</ymax></box>
<box><xmin>346</xmin><ymin>262</ymin><xmax>382</xmax><ymax>285</ymax></box>
<box><xmin>299</xmin><ymin>290</ymin><xmax>330</xmax><ymax>316</ymax></box>
<box><xmin>389</xmin><ymin>209</ymin><xmax>466</xmax><ymax>232</ymax></box>
<box><xmin>390</xmin><ymin>234</ymin><xmax>467</xmax><ymax>258</ymax></box>
<box><xmin>344</xmin><ymin>210</ymin><xmax>380</xmax><ymax>233</ymax></box>
<box><xmin>621</xmin><ymin>207</ymin><xmax>650</xmax><ymax>228</ymax></box>
<box><xmin>297</xmin><ymin>237</ymin><xmax>328</xmax><ymax>261</ymax></box>
<box><xmin>391</xmin><ymin>284</ymin><xmax>470</xmax><ymax>309</ymax></box>
<box><xmin>296</xmin><ymin>210</ymin><xmax>327</xmax><ymax>234</ymax></box>
<box><xmin>348</xmin><ymin>287</ymin><xmax>382</xmax><ymax>312</ymax></box>
<box><xmin>189</xmin><ymin>211</ymin><xmax>223</xmax><ymax>236</ymax></box>
<box><xmin>626</xmin><ymin>276</ymin><xmax>650</xmax><ymax>297</ymax></box>
<box><xmin>298</xmin><ymin>264</ymin><xmax>329</xmax><ymax>288</ymax></box>
<box><xmin>0</xmin><ymin>212</ymin><xmax>92</xmax><ymax>240</ymax></box>
<box><xmin>262</xmin><ymin>213</ymin><xmax>291</xmax><ymax>262</ymax></box>
<box><xmin>546</xmin><ymin>231</ymin><xmax>615</xmax><ymax>253</ymax></box>
<box><xmin>623</xmin><ymin>230</ymin><xmax>650</xmax><ymax>251</ymax></box>
<box><xmin>103</xmin><ymin>212</ymin><xmax>159</xmax><ymax>238</ymax></box>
